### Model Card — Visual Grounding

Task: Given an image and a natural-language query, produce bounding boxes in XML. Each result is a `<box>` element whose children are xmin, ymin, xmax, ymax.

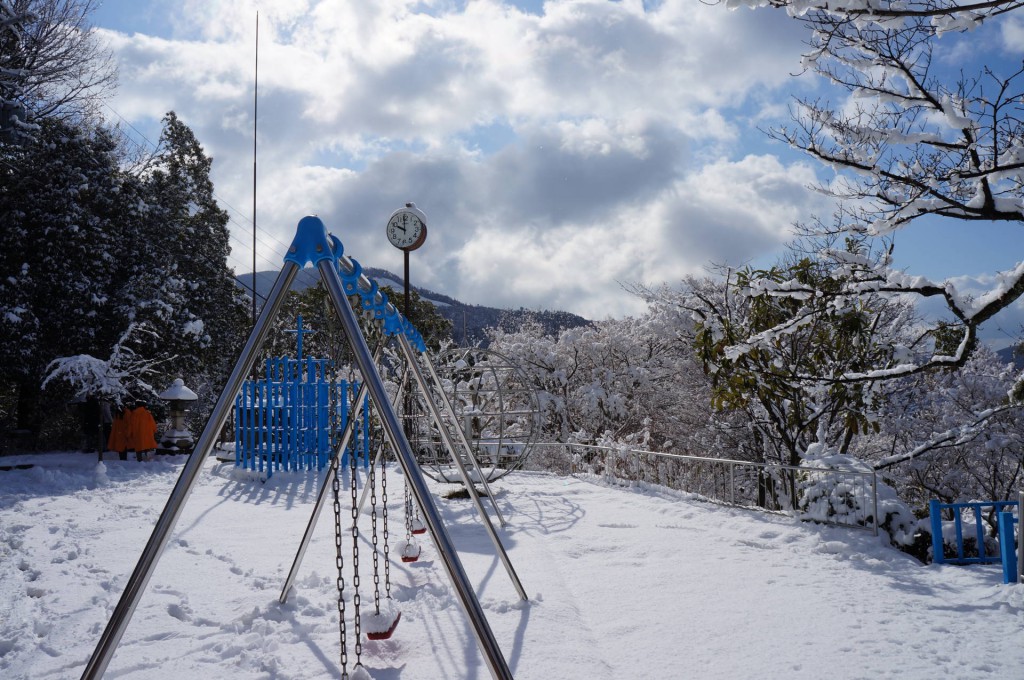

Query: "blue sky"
<box><xmin>88</xmin><ymin>0</ymin><xmax>1024</xmax><ymax>345</ymax></box>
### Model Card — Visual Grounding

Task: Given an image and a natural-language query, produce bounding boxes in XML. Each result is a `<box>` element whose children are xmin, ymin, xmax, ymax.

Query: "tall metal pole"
<box><xmin>251</xmin><ymin>12</ymin><xmax>259</xmax><ymax>326</ymax></box>
<box><xmin>403</xmin><ymin>249</ymin><xmax>411</xmax><ymax>320</ymax></box>
<box><xmin>81</xmin><ymin>262</ymin><xmax>300</xmax><ymax>680</ymax></box>
<box><xmin>317</xmin><ymin>257</ymin><xmax>514</xmax><ymax>680</ymax></box>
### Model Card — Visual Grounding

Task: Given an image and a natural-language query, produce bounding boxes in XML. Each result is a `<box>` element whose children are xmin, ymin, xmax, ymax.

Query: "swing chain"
<box><xmin>333</xmin><ymin>455</ymin><xmax>349</xmax><ymax>678</ymax></box>
<box><xmin>404</xmin><ymin>481</ymin><xmax>414</xmax><ymax>539</ymax></box>
<box><xmin>349</xmin><ymin>434</ymin><xmax>363</xmax><ymax>660</ymax></box>
<box><xmin>381</xmin><ymin>444</ymin><xmax>392</xmax><ymax>599</ymax></box>
<box><xmin>369</xmin><ymin>446</ymin><xmax>381</xmax><ymax>613</ymax></box>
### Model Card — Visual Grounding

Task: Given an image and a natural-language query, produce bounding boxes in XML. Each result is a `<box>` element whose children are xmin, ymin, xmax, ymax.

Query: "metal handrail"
<box><xmin>532</xmin><ymin>442</ymin><xmax>879</xmax><ymax>535</ymax></box>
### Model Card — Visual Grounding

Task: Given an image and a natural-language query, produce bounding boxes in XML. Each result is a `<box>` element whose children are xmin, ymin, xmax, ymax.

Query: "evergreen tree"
<box><xmin>130</xmin><ymin>111</ymin><xmax>248</xmax><ymax>382</ymax></box>
<box><xmin>0</xmin><ymin>117</ymin><xmax>131</xmax><ymax>437</ymax></box>
<box><xmin>0</xmin><ymin>112</ymin><xmax>248</xmax><ymax>445</ymax></box>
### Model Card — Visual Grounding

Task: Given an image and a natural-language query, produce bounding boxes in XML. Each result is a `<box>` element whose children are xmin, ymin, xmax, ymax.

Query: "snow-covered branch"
<box><xmin>42</xmin><ymin>322</ymin><xmax>172</xmax><ymax>404</ymax></box>
<box><xmin>724</xmin><ymin>0</ymin><xmax>1024</xmax><ymax>29</ymax></box>
<box><xmin>873</xmin><ymin>402</ymin><xmax>1020</xmax><ymax>469</ymax></box>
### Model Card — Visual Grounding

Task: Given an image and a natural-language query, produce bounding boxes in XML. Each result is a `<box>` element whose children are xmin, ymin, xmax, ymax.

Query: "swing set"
<box><xmin>80</xmin><ymin>216</ymin><xmax>527</xmax><ymax>680</ymax></box>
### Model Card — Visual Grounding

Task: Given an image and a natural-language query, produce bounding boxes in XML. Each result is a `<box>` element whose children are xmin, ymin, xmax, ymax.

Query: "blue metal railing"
<box><xmin>234</xmin><ymin>360</ymin><xmax>370</xmax><ymax>477</ymax></box>
<box><xmin>929</xmin><ymin>499</ymin><xmax>1019</xmax><ymax>566</ymax></box>
<box><xmin>998</xmin><ymin>510</ymin><xmax>1019</xmax><ymax>583</ymax></box>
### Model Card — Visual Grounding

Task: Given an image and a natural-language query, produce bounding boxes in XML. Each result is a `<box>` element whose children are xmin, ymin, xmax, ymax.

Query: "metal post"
<box><xmin>81</xmin><ymin>262</ymin><xmax>300</xmax><ymax>680</ymax></box>
<box><xmin>278</xmin><ymin>344</ymin><xmax>382</xmax><ymax>604</ymax></box>
<box><xmin>396</xmin><ymin>333</ymin><xmax>527</xmax><ymax>601</ymax></box>
<box><xmin>317</xmin><ymin>257</ymin><xmax>514</xmax><ymax>680</ymax></box>
<box><xmin>871</xmin><ymin>471</ymin><xmax>879</xmax><ymax>536</ymax></box>
<box><xmin>1018</xmin><ymin>490</ymin><xmax>1023</xmax><ymax>581</ymax></box>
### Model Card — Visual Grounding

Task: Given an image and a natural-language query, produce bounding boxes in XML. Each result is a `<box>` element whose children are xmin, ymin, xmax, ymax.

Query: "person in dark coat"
<box><xmin>80</xmin><ymin>395</ymin><xmax>101</xmax><ymax>453</ymax></box>
<box><xmin>99</xmin><ymin>399</ymin><xmax>113</xmax><ymax>460</ymax></box>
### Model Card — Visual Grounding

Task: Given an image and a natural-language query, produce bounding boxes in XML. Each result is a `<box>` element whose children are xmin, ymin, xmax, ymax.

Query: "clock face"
<box><xmin>386</xmin><ymin>210</ymin><xmax>427</xmax><ymax>250</ymax></box>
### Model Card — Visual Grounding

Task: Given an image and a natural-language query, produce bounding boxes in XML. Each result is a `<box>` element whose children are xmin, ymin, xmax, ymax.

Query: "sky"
<box><xmin>2</xmin><ymin>452</ymin><xmax>1023</xmax><ymax>678</ymax></box>
<box><xmin>87</xmin><ymin>0</ymin><xmax>1024</xmax><ymax>341</ymax></box>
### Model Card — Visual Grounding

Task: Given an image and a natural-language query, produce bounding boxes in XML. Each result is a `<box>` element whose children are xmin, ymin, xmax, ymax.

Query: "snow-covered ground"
<box><xmin>1</xmin><ymin>452</ymin><xmax>1022</xmax><ymax>679</ymax></box>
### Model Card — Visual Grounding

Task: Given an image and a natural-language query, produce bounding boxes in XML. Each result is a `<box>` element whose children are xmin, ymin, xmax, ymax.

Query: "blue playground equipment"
<box><xmin>929</xmin><ymin>498</ymin><xmax>1021</xmax><ymax>583</ymax></box>
<box><xmin>233</xmin><ymin>315</ymin><xmax>371</xmax><ymax>476</ymax></box>
<box><xmin>82</xmin><ymin>216</ymin><xmax>517</xmax><ymax>680</ymax></box>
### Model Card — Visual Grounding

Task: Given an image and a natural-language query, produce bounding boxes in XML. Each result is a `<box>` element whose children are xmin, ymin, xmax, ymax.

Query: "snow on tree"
<box><xmin>719</xmin><ymin>0</ymin><xmax>1024</xmax><ymax>380</ymax></box>
<box><xmin>866</xmin><ymin>345</ymin><xmax>1024</xmax><ymax>520</ymax></box>
<box><xmin>0</xmin><ymin>117</ymin><xmax>131</xmax><ymax>434</ymax></box>
<box><xmin>487</xmin><ymin>310</ymin><xmax>724</xmax><ymax>476</ymax></box>
<box><xmin>126</xmin><ymin>111</ymin><xmax>248</xmax><ymax>381</ymax></box>
<box><xmin>0</xmin><ymin>112</ymin><xmax>247</xmax><ymax>444</ymax></box>
<box><xmin>42</xmin><ymin>322</ymin><xmax>170</xmax><ymax>405</ymax></box>
<box><xmin>668</xmin><ymin>246</ymin><xmax>917</xmax><ymax>468</ymax></box>
<box><xmin>0</xmin><ymin>0</ymin><xmax>116</xmax><ymax>141</ymax></box>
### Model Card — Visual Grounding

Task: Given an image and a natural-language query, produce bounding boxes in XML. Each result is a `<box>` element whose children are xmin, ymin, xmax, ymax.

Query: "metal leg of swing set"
<box><xmin>415</xmin><ymin>345</ymin><xmax>509</xmax><ymax>528</ymax></box>
<box><xmin>278</xmin><ymin>343</ymin><xmax>383</xmax><ymax>605</ymax></box>
<box><xmin>80</xmin><ymin>261</ymin><xmax>301</xmax><ymax>680</ymax></box>
<box><xmin>316</xmin><ymin>256</ymin><xmax>514</xmax><ymax>680</ymax></box>
<box><xmin>394</xmin><ymin>332</ymin><xmax>528</xmax><ymax>602</ymax></box>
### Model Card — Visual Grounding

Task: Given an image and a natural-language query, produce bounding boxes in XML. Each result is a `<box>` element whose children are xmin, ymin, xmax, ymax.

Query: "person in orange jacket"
<box><xmin>107</xmin><ymin>400</ymin><xmax>159</xmax><ymax>461</ymax></box>
<box><xmin>108</xmin><ymin>405</ymin><xmax>131</xmax><ymax>461</ymax></box>
<box><xmin>126</xmin><ymin>400</ymin><xmax>159</xmax><ymax>461</ymax></box>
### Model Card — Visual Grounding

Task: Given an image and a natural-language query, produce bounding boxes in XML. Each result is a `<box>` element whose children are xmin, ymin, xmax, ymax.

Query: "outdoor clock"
<box><xmin>386</xmin><ymin>203</ymin><xmax>428</xmax><ymax>251</ymax></box>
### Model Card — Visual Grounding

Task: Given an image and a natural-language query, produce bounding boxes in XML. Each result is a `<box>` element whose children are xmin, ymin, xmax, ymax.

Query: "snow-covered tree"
<box><xmin>1</xmin><ymin>112</ymin><xmax>248</xmax><ymax>445</ymax></box>
<box><xmin>0</xmin><ymin>0</ymin><xmax>116</xmax><ymax>141</ymax></box>
<box><xmin>488</xmin><ymin>313</ymin><xmax>706</xmax><ymax>452</ymax></box>
<box><xmin>723</xmin><ymin>0</ymin><xmax>1024</xmax><ymax>379</ymax></box>
<box><xmin>42</xmin><ymin>322</ymin><xmax>170</xmax><ymax>405</ymax></box>
<box><xmin>867</xmin><ymin>346</ymin><xmax>1024</xmax><ymax>520</ymax></box>
<box><xmin>0</xmin><ymin>117</ymin><xmax>131</xmax><ymax>435</ymax></box>
<box><xmin>675</xmin><ymin>249</ymin><xmax>915</xmax><ymax>469</ymax></box>
<box><xmin>128</xmin><ymin>111</ymin><xmax>248</xmax><ymax>379</ymax></box>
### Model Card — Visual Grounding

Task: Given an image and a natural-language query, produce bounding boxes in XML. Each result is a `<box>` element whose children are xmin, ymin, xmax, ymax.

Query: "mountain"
<box><xmin>997</xmin><ymin>344</ymin><xmax>1024</xmax><ymax>370</ymax></box>
<box><xmin>236</xmin><ymin>267</ymin><xmax>590</xmax><ymax>346</ymax></box>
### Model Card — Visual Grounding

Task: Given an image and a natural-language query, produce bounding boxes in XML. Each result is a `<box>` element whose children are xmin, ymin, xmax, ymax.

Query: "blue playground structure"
<box><xmin>83</xmin><ymin>216</ymin><xmax>517</xmax><ymax>680</ymax></box>
<box><xmin>233</xmin><ymin>315</ymin><xmax>370</xmax><ymax>476</ymax></box>
<box><xmin>929</xmin><ymin>498</ymin><xmax>1022</xmax><ymax>583</ymax></box>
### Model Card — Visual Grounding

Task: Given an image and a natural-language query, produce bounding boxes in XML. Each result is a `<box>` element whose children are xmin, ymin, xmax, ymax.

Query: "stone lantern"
<box><xmin>157</xmin><ymin>378</ymin><xmax>199</xmax><ymax>454</ymax></box>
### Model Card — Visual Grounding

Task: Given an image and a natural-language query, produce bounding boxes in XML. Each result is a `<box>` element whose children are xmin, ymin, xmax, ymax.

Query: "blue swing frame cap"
<box><xmin>285</xmin><ymin>216</ymin><xmax>338</xmax><ymax>269</ymax></box>
<box><xmin>283</xmin><ymin>215</ymin><xmax>428</xmax><ymax>353</ymax></box>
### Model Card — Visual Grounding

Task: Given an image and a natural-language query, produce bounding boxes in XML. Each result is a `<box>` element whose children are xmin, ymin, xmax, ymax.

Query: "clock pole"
<box><xmin>404</xmin><ymin>249</ymin><xmax>411</xmax><ymax>321</ymax></box>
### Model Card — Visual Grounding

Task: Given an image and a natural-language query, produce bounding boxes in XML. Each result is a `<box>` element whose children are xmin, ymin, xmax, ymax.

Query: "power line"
<box><xmin>101</xmin><ymin>102</ymin><xmax>294</xmax><ymax>276</ymax></box>
<box><xmin>98</xmin><ymin>104</ymin><xmax>277</xmax><ymax>303</ymax></box>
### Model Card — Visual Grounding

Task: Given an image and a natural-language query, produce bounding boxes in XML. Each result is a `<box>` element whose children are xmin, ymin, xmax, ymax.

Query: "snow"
<box><xmin>157</xmin><ymin>378</ymin><xmax>198</xmax><ymax>402</ymax></box>
<box><xmin>1</xmin><ymin>452</ymin><xmax>1023</xmax><ymax>679</ymax></box>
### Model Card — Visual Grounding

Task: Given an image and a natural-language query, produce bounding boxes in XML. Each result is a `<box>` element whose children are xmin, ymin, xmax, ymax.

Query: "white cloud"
<box><xmin>96</xmin><ymin>0</ymin><xmax>822</xmax><ymax>319</ymax></box>
<box><xmin>1001</xmin><ymin>15</ymin><xmax>1024</xmax><ymax>51</ymax></box>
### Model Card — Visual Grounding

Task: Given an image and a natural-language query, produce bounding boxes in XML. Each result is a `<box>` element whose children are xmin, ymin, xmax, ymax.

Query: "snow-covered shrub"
<box><xmin>798</xmin><ymin>450</ymin><xmax>916</xmax><ymax>546</ymax></box>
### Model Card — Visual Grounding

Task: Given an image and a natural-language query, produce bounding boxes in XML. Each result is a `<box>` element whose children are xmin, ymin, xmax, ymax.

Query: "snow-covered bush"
<box><xmin>798</xmin><ymin>447</ymin><xmax>916</xmax><ymax>547</ymax></box>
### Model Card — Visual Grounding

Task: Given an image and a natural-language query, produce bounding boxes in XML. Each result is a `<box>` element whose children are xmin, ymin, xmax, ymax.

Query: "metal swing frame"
<box><xmin>80</xmin><ymin>216</ymin><xmax>519</xmax><ymax>680</ymax></box>
<box><xmin>279</xmin><ymin>309</ymin><xmax>527</xmax><ymax>604</ymax></box>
